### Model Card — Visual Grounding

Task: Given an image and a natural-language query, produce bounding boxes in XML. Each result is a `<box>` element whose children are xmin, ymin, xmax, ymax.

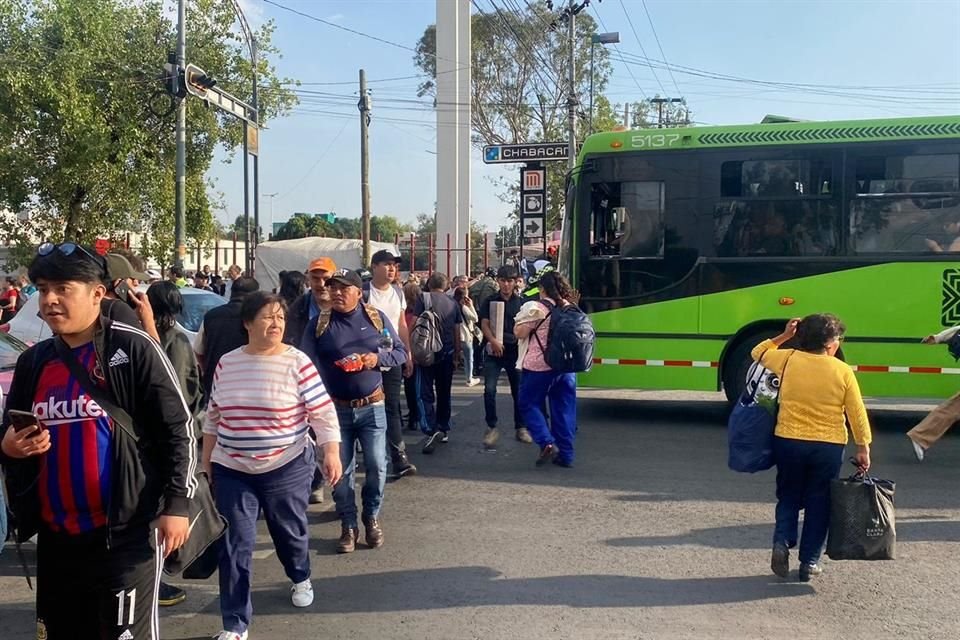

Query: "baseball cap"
<box><xmin>327</xmin><ymin>268</ymin><xmax>363</xmax><ymax>289</ymax></box>
<box><xmin>307</xmin><ymin>257</ymin><xmax>337</xmax><ymax>273</ymax></box>
<box><xmin>356</xmin><ymin>268</ymin><xmax>373</xmax><ymax>282</ymax></box>
<box><xmin>370</xmin><ymin>249</ymin><xmax>402</xmax><ymax>266</ymax></box>
<box><xmin>105</xmin><ymin>253</ymin><xmax>150</xmax><ymax>282</ymax></box>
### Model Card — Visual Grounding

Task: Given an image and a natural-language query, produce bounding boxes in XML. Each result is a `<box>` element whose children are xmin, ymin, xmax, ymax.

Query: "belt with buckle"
<box><xmin>332</xmin><ymin>387</ymin><xmax>385</xmax><ymax>408</ymax></box>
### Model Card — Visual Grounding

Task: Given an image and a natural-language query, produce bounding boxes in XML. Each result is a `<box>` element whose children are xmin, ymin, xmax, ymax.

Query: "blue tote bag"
<box><xmin>727</xmin><ymin>354</ymin><xmax>791</xmax><ymax>473</ymax></box>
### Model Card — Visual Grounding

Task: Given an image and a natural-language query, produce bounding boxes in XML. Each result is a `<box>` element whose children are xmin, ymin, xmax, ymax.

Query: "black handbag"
<box><xmin>826</xmin><ymin>465</ymin><xmax>896</xmax><ymax>561</ymax></box>
<box><xmin>54</xmin><ymin>338</ymin><xmax>227</xmax><ymax>578</ymax></box>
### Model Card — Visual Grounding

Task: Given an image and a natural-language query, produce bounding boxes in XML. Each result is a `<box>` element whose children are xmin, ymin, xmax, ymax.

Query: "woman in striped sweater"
<box><xmin>202</xmin><ymin>291</ymin><xmax>343</xmax><ymax>640</ymax></box>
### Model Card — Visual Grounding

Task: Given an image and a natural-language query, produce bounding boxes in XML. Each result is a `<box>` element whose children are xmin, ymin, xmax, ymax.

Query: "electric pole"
<box><xmin>174</xmin><ymin>0</ymin><xmax>186</xmax><ymax>269</ymax></box>
<box><xmin>566</xmin><ymin>0</ymin><xmax>576</xmax><ymax>172</ymax></box>
<box><xmin>650</xmin><ymin>96</ymin><xmax>683</xmax><ymax>128</ymax></box>
<box><xmin>359</xmin><ymin>69</ymin><xmax>372</xmax><ymax>266</ymax></box>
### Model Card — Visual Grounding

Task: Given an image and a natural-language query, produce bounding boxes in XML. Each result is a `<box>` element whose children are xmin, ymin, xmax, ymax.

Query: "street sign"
<box><xmin>523</xmin><ymin>217</ymin><xmax>545</xmax><ymax>238</ymax></box>
<box><xmin>521</xmin><ymin>168</ymin><xmax>545</xmax><ymax>191</ymax></box>
<box><xmin>522</xmin><ymin>193</ymin><xmax>544</xmax><ymax>216</ymax></box>
<box><xmin>483</xmin><ymin>142</ymin><xmax>568</xmax><ymax>164</ymax></box>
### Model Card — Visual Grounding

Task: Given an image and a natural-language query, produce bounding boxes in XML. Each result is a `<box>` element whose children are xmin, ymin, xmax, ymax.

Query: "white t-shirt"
<box><xmin>367</xmin><ymin>283</ymin><xmax>406</xmax><ymax>333</ymax></box>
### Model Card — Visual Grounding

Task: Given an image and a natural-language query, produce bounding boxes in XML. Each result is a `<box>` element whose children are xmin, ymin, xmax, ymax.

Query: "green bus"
<box><xmin>559</xmin><ymin>114</ymin><xmax>960</xmax><ymax>401</ymax></box>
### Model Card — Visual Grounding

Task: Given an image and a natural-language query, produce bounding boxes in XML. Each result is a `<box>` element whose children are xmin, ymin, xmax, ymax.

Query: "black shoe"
<box><xmin>771</xmin><ymin>543</ymin><xmax>789</xmax><ymax>579</ymax></box>
<box><xmin>440</xmin><ymin>431</ymin><xmax>450</xmax><ymax>443</ymax></box>
<box><xmin>158</xmin><ymin>582</ymin><xmax>186</xmax><ymax>607</ymax></box>
<box><xmin>392</xmin><ymin>452</ymin><xmax>418</xmax><ymax>478</ymax></box>
<box><xmin>798</xmin><ymin>563</ymin><xmax>823</xmax><ymax>582</ymax></box>
<box><xmin>536</xmin><ymin>444</ymin><xmax>557</xmax><ymax>467</ymax></box>
<box><xmin>552</xmin><ymin>458</ymin><xmax>573</xmax><ymax>468</ymax></box>
<box><xmin>422</xmin><ymin>431</ymin><xmax>443</xmax><ymax>454</ymax></box>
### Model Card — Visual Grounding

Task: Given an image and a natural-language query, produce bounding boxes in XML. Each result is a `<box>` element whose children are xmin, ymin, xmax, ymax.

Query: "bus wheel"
<box><xmin>721</xmin><ymin>332</ymin><xmax>778</xmax><ymax>404</ymax></box>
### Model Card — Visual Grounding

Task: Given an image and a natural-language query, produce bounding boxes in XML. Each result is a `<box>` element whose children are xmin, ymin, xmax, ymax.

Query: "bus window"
<box><xmin>721</xmin><ymin>159</ymin><xmax>833</xmax><ymax>198</ymax></box>
<box><xmin>850</xmin><ymin>154</ymin><xmax>960</xmax><ymax>253</ymax></box>
<box><xmin>714</xmin><ymin>200</ymin><xmax>839</xmax><ymax>257</ymax></box>
<box><xmin>589</xmin><ymin>181</ymin><xmax>665</xmax><ymax>258</ymax></box>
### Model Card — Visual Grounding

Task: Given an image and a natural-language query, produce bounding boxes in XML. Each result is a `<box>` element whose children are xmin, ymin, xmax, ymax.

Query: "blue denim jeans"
<box><xmin>519</xmin><ymin>369</ymin><xmax>578</xmax><ymax>464</ymax></box>
<box><xmin>772</xmin><ymin>436</ymin><xmax>845</xmax><ymax>565</ymax></box>
<box><xmin>462</xmin><ymin>340</ymin><xmax>474</xmax><ymax>384</ymax></box>
<box><xmin>333</xmin><ymin>403</ymin><xmax>388</xmax><ymax>528</ymax></box>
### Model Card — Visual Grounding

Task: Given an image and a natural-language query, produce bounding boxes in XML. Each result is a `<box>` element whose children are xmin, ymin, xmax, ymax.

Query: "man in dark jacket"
<box><xmin>0</xmin><ymin>243</ymin><xmax>195</xmax><ymax>639</ymax></box>
<box><xmin>195</xmin><ymin>276</ymin><xmax>259</xmax><ymax>398</ymax></box>
<box><xmin>285</xmin><ymin>257</ymin><xmax>336</xmax><ymax>346</ymax></box>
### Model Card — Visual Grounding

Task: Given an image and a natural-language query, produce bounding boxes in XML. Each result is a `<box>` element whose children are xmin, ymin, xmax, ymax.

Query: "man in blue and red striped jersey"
<box><xmin>1</xmin><ymin>243</ymin><xmax>195</xmax><ymax>640</ymax></box>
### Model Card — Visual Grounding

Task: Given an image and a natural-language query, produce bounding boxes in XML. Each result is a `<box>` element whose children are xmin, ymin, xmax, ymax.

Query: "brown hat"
<box><xmin>105</xmin><ymin>254</ymin><xmax>149</xmax><ymax>282</ymax></box>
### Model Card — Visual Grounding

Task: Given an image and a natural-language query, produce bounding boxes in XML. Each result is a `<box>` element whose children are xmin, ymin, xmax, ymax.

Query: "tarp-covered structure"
<box><xmin>255</xmin><ymin>237</ymin><xmax>400</xmax><ymax>292</ymax></box>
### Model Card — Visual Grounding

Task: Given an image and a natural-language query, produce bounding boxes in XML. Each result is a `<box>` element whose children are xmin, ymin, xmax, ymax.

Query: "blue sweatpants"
<box><xmin>519</xmin><ymin>369</ymin><xmax>578</xmax><ymax>464</ymax></box>
<box><xmin>772</xmin><ymin>436</ymin><xmax>845</xmax><ymax>566</ymax></box>
<box><xmin>214</xmin><ymin>445</ymin><xmax>316</xmax><ymax>634</ymax></box>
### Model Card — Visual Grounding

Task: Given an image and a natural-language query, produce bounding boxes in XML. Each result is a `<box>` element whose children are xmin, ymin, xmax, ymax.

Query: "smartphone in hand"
<box><xmin>9</xmin><ymin>409</ymin><xmax>43</xmax><ymax>436</ymax></box>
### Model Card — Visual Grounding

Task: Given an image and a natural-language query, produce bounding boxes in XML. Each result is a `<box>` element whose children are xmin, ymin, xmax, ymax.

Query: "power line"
<box><xmin>274</xmin><ymin>119</ymin><xmax>350</xmax><ymax>201</ymax></box>
<box><xmin>639</xmin><ymin>0</ymin><xmax>681</xmax><ymax>95</ymax></box>
<box><xmin>617</xmin><ymin>0</ymin><xmax>667</xmax><ymax>97</ymax></box>
<box><xmin>261</xmin><ymin>0</ymin><xmax>472</xmax><ymax>73</ymax></box>
<box><xmin>590</xmin><ymin>2</ymin><xmax>649</xmax><ymax>102</ymax></box>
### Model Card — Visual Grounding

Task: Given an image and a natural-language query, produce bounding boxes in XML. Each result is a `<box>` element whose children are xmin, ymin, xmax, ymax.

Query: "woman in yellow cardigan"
<box><xmin>752</xmin><ymin>314</ymin><xmax>872</xmax><ymax>582</ymax></box>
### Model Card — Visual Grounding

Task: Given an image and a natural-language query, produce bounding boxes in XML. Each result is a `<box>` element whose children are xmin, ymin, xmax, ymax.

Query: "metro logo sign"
<box><xmin>522</xmin><ymin>169</ymin><xmax>545</xmax><ymax>191</ymax></box>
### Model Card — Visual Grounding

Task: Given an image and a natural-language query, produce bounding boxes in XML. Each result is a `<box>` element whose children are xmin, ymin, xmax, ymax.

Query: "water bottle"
<box><xmin>378</xmin><ymin>327</ymin><xmax>393</xmax><ymax>351</ymax></box>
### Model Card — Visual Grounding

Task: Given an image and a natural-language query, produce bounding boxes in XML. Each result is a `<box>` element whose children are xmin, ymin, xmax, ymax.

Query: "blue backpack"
<box><xmin>727</xmin><ymin>355</ymin><xmax>791</xmax><ymax>473</ymax></box>
<box><xmin>534</xmin><ymin>301</ymin><xmax>596</xmax><ymax>373</ymax></box>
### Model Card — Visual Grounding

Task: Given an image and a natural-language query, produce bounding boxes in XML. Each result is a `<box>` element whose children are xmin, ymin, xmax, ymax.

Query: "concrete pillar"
<box><xmin>436</xmin><ymin>0</ymin><xmax>471</xmax><ymax>276</ymax></box>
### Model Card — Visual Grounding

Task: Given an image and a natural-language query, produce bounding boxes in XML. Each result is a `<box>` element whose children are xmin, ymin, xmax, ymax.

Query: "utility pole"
<box><xmin>251</xmin><ymin>39</ymin><xmax>260</xmax><ymax>276</ymax></box>
<box><xmin>359</xmin><ymin>69</ymin><xmax>372</xmax><ymax>266</ymax></box>
<box><xmin>624</xmin><ymin>102</ymin><xmax>630</xmax><ymax>128</ymax></box>
<box><xmin>566</xmin><ymin>0</ymin><xmax>576</xmax><ymax>172</ymax></box>
<box><xmin>650</xmin><ymin>96</ymin><xmax>683</xmax><ymax>128</ymax></box>
<box><xmin>174</xmin><ymin>0</ymin><xmax>186</xmax><ymax>269</ymax></box>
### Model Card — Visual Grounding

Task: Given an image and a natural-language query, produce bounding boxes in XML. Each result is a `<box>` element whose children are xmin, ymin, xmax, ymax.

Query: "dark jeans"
<box><xmin>416</xmin><ymin>354</ymin><xmax>455</xmax><ymax>434</ymax></box>
<box><xmin>483</xmin><ymin>352</ymin><xmax>524</xmax><ymax>430</ymax></box>
<box><xmin>403</xmin><ymin>366</ymin><xmax>420</xmax><ymax>427</ymax></box>
<box><xmin>214</xmin><ymin>445</ymin><xmax>315</xmax><ymax>634</ymax></box>
<box><xmin>382</xmin><ymin>366</ymin><xmax>406</xmax><ymax>462</ymax></box>
<box><xmin>772</xmin><ymin>436</ymin><xmax>845</xmax><ymax>566</ymax></box>
<box><xmin>333</xmin><ymin>403</ymin><xmax>388</xmax><ymax>528</ymax></box>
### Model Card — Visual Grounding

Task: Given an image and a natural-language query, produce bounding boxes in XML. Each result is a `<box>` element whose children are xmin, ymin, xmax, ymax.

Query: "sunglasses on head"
<box><xmin>37</xmin><ymin>242</ymin><xmax>106</xmax><ymax>272</ymax></box>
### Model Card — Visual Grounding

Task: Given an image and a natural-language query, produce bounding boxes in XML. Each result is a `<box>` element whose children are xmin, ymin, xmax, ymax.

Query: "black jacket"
<box><xmin>200</xmin><ymin>299</ymin><xmax>247</xmax><ymax>397</ymax></box>
<box><xmin>284</xmin><ymin>292</ymin><xmax>315</xmax><ymax>347</ymax></box>
<box><xmin>1</xmin><ymin>317</ymin><xmax>196</xmax><ymax>542</ymax></box>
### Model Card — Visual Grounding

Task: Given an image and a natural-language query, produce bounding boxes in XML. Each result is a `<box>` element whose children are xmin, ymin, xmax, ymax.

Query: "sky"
<box><xmin>207</xmin><ymin>0</ymin><xmax>960</xmax><ymax>235</ymax></box>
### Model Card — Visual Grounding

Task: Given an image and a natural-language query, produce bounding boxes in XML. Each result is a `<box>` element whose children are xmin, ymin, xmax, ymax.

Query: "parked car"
<box><xmin>2</xmin><ymin>286</ymin><xmax>226</xmax><ymax>348</ymax></box>
<box><xmin>0</xmin><ymin>331</ymin><xmax>29</xmax><ymax>410</ymax></box>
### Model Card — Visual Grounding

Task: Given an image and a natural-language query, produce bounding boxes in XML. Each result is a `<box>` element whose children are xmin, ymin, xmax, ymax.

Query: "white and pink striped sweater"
<box><xmin>203</xmin><ymin>346</ymin><xmax>341</xmax><ymax>474</ymax></box>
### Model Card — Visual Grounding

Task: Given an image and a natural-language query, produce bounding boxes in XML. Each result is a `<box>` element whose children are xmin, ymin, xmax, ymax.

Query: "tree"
<box><xmin>414</xmin><ymin>1</ymin><xmax>611</xmax><ymax>229</ymax></box>
<box><xmin>0</xmin><ymin>0</ymin><xmax>298</xmax><ymax>267</ymax></box>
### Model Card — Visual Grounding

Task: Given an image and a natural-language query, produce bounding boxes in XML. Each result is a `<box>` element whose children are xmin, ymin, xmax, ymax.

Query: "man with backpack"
<box><xmin>300</xmin><ymin>269</ymin><xmax>407</xmax><ymax>554</ymax></box>
<box><xmin>411</xmin><ymin>272</ymin><xmax>463</xmax><ymax>454</ymax></box>
<box><xmin>363</xmin><ymin>250</ymin><xmax>416</xmax><ymax>478</ymax></box>
<box><xmin>478</xmin><ymin>265</ymin><xmax>532</xmax><ymax>447</ymax></box>
<box><xmin>0</xmin><ymin>243</ymin><xmax>195</xmax><ymax>639</ymax></box>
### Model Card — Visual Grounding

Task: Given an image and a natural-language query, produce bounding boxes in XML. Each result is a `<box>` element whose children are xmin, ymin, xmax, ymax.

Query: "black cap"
<box><xmin>328</xmin><ymin>268</ymin><xmax>363</xmax><ymax>289</ymax></box>
<box><xmin>371</xmin><ymin>249</ymin><xmax>403</xmax><ymax>266</ymax></box>
<box><xmin>356</xmin><ymin>268</ymin><xmax>373</xmax><ymax>282</ymax></box>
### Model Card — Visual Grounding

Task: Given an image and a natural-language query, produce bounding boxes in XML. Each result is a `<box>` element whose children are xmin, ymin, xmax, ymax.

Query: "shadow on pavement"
<box><xmin>606</xmin><ymin>516</ymin><xmax>960</xmax><ymax>550</ymax></box>
<box><xmin>237</xmin><ymin>566</ymin><xmax>812</xmax><ymax>614</ymax></box>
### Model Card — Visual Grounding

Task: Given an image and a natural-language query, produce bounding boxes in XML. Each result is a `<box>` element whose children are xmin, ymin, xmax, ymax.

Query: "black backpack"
<box><xmin>534</xmin><ymin>300</ymin><xmax>595</xmax><ymax>373</ymax></box>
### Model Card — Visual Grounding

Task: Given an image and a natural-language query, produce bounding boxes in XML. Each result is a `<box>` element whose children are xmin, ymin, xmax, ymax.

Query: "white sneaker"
<box><xmin>910</xmin><ymin>438</ymin><xmax>925</xmax><ymax>462</ymax></box>
<box><xmin>215</xmin><ymin>631</ymin><xmax>248</xmax><ymax>640</ymax></box>
<box><xmin>291</xmin><ymin>579</ymin><xmax>314</xmax><ymax>607</ymax></box>
<box><xmin>466</xmin><ymin>377</ymin><xmax>480</xmax><ymax>387</ymax></box>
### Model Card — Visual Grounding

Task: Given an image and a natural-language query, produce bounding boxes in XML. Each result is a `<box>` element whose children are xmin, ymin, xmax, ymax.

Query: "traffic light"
<box><xmin>184</xmin><ymin>64</ymin><xmax>217</xmax><ymax>99</ymax></box>
<box><xmin>162</xmin><ymin>53</ymin><xmax>185</xmax><ymax>98</ymax></box>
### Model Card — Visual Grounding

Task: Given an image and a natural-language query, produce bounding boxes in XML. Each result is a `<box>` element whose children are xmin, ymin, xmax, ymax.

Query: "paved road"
<box><xmin>2</xmin><ymin>387</ymin><xmax>959</xmax><ymax>640</ymax></box>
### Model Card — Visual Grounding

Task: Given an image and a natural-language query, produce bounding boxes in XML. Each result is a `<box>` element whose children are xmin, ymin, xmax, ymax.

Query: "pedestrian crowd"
<box><xmin>0</xmin><ymin>242</ymin><xmax>582</xmax><ymax>640</ymax></box>
<box><xmin>1</xmin><ymin>240</ymin><xmax>942</xmax><ymax>639</ymax></box>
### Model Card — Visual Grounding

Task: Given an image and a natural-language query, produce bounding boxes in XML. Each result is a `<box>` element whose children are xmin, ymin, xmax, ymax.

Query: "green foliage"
<box><xmin>271</xmin><ymin>214</ymin><xmax>414</xmax><ymax>243</ymax></box>
<box><xmin>0</xmin><ymin>0</ymin><xmax>297</xmax><ymax>268</ymax></box>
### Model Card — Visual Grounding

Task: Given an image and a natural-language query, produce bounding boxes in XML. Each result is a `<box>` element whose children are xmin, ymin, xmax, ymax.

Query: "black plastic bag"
<box><xmin>826</xmin><ymin>470</ymin><xmax>896</xmax><ymax>561</ymax></box>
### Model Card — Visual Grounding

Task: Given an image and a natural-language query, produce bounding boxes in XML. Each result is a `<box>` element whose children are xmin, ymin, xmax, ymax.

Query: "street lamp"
<box><xmin>589</xmin><ymin>31</ymin><xmax>620</xmax><ymax>135</ymax></box>
<box><xmin>263</xmin><ymin>192</ymin><xmax>278</xmax><ymax>239</ymax></box>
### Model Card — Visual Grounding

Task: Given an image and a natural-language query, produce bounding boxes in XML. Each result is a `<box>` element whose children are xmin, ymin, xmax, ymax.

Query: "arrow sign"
<box><xmin>523</xmin><ymin>217</ymin><xmax>544</xmax><ymax>238</ymax></box>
